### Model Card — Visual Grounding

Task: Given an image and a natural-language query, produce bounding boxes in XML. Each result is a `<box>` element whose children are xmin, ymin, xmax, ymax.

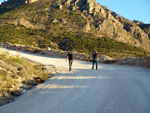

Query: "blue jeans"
<box><xmin>92</xmin><ymin>60</ymin><xmax>98</xmax><ymax>69</ymax></box>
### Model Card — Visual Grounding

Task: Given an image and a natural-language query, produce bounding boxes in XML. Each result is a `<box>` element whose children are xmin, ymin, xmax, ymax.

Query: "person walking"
<box><xmin>66</xmin><ymin>51</ymin><xmax>74</xmax><ymax>71</ymax></box>
<box><xmin>92</xmin><ymin>51</ymin><xmax>99</xmax><ymax>70</ymax></box>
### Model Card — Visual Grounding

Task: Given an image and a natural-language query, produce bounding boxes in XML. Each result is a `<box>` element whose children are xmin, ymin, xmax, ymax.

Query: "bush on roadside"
<box><xmin>0</xmin><ymin>69</ymin><xmax>14</xmax><ymax>91</ymax></box>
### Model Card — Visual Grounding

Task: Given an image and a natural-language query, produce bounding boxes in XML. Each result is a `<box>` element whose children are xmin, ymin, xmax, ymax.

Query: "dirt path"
<box><xmin>0</xmin><ymin>49</ymin><xmax>150</xmax><ymax>113</ymax></box>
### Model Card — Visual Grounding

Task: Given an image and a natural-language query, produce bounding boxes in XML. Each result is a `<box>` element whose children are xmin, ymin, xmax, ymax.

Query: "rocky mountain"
<box><xmin>138</xmin><ymin>24</ymin><xmax>150</xmax><ymax>39</ymax></box>
<box><xmin>133</xmin><ymin>20</ymin><xmax>145</xmax><ymax>25</ymax></box>
<box><xmin>0</xmin><ymin>0</ymin><xmax>150</xmax><ymax>57</ymax></box>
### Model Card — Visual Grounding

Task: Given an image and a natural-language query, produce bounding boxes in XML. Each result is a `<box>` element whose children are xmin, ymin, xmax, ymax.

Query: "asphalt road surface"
<box><xmin>0</xmin><ymin>49</ymin><xmax>150</xmax><ymax>113</ymax></box>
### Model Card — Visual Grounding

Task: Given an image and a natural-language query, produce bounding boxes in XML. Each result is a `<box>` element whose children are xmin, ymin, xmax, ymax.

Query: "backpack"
<box><xmin>95</xmin><ymin>53</ymin><xmax>99</xmax><ymax>59</ymax></box>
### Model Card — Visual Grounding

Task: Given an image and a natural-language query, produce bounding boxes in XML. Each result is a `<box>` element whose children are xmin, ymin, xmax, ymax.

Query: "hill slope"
<box><xmin>0</xmin><ymin>0</ymin><xmax>150</xmax><ymax>58</ymax></box>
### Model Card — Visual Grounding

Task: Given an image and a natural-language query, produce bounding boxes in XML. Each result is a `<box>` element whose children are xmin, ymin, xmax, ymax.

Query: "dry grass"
<box><xmin>0</xmin><ymin>50</ymin><xmax>50</xmax><ymax>99</ymax></box>
<box><xmin>0</xmin><ymin>62</ymin><xmax>18</xmax><ymax>78</ymax></box>
<box><xmin>0</xmin><ymin>69</ymin><xmax>14</xmax><ymax>91</ymax></box>
<box><xmin>0</xmin><ymin>50</ymin><xmax>31</xmax><ymax>66</ymax></box>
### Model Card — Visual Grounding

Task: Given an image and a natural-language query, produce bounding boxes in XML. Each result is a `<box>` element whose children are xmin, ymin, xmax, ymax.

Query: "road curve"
<box><xmin>0</xmin><ymin>49</ymin><xmax>150</xmax><ymax>113</ymax></box>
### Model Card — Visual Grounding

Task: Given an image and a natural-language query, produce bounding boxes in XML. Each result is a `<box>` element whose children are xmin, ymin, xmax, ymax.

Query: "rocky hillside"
<box><xmin>0</xmin><ymin>0</ymin><xmax>37</xmax><ymax>8</ymax></box>
<box><xmin>0</xmin><ymin>0</ymin><xmax>150</xmax><ymax>58</ymax></box>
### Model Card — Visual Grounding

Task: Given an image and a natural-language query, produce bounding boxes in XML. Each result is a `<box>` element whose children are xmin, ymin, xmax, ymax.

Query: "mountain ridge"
<box><xmin>0</xmin><ymin>0</ymin><xmax>150</xmax><ymax>57</ymax></box>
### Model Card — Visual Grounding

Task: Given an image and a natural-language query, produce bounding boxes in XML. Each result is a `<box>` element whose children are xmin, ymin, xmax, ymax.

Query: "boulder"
<box><xmin>59</xmin><ymin>5</ymin><xmax>63</xmax><ymax>10</ymax></box>
<box><xmin>59</xmin><ymin>19</ymin><xmax>67</xmax><ymax>24</ymax></box>
<box><xmin>99</xmin><ymin>55</ymin><xmax>112</xmax><ymax>62</ymax></box>
<box><xmin>52</xmin><ymin>19</ymin><xmax>59</xmax><ymax>24</ymax></box>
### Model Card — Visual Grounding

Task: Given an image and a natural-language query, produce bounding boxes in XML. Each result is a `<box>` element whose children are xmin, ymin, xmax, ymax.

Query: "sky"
<box><xmin>0</xmin><ymin>0</ymin><xmax>150</xmax><ymax>24</ymax></box>
<box><xmin>97</xmin><ymin>0</ymin><xmax>150</xmax><ymax>24</ymax></box>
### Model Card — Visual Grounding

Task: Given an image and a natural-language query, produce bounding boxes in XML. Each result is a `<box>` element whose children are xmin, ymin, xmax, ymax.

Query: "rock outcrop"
<box><xmin>13</xmin><ymin>18</ymin><xmax>34</xmax><ymax>28</ymax></box>
<box><xmin>139</xmin><ymin>24</ymin><xmax>150</xmax><ymax>39</ymax></box>
<box><xmin>133</xmin><ymin>20</ymin><xmax>145</xmax><ymax>25</ymax></box>
<box><xmin>82</xmin><ymin>23</ymin><xmax>91</xmax><ymax>32</ymax></box>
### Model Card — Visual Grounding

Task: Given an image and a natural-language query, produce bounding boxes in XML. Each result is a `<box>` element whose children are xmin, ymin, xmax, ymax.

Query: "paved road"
<box><xmin>0</xmin><ymin>49</ymin><xmax>150</xmax><ymax>113</ymax></box>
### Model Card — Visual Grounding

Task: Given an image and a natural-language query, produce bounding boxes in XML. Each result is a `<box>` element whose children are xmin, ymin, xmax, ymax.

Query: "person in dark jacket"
<box><xmin>92</xmin><ymin>51</ymin><xmax>99</xmax><ymax>70</ymax></box>
<box><xmin>66</xmin><ymin>52</ymin><xmax>74</xmax><ymax>71</ymax></box>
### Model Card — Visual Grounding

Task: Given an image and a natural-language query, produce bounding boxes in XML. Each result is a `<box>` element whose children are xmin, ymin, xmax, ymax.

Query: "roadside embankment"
<box><xmin>0</xmin><ymin>42</ymin><xmax>150</xmax><ymax>69</ymax></box>
<box><xmin>0</xmin><ymin>49</ymin><xmax>58</xmax><ymax>106</ymax></box>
